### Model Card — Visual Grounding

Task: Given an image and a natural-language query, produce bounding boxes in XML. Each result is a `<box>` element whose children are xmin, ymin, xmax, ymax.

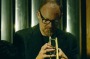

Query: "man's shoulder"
<box><xmin>57</xmin><ymin>29</ymin><xmax>76</xmax><ymax>40</ymax></box>
<box><xmin>15</xmin><ymin>24</ymin><xmax>39</xmax><ymax>36</ymax></box>
<box><xmin>15</xmin><ymin>28</ymin><xmax>32</xmax><ymax>36</ymax></box>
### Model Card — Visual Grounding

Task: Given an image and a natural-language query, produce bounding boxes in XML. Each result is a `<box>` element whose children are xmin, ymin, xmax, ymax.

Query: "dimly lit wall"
<box><xmin>1</xmin><ymin>0</ymin><xmax>13</xmax><ymax>42</ymax></box>
<box><xmin>15</xmin><ymin>0</ymin><xmax>29</xmax><ymax>31</ymax></box>
<box><xmin>1</xmin><ymin>0</ymin><xmax>31</xmax><ymax>42</ymax></box>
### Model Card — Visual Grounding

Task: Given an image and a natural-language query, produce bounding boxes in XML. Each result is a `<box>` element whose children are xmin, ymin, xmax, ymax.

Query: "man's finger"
<box><xmin>42</xmin><ymin>43</ymin><xmax>53</xmax><ymax>50</ymax></box>
<box><xmin>44</xmin><ymin>54</ymin><xmax>56</xmax><ymax>58</ymax></box>
<box><xmin>43</xmin><ymin>49</ymin><xmax>55</xmax><ymax>53</ymax></box>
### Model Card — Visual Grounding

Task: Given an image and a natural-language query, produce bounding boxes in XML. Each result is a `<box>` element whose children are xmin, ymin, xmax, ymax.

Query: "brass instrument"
<box><xmin>49</xmin><ymin>36</ymin><xmax>59</xmax><ymax>59</ymax></box>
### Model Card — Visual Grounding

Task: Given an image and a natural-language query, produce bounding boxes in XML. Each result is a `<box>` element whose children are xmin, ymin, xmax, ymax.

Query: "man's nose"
<box><xmin>47</xmin><ymin>22</ymin><xmax>52</xmax><ymax>28</ymax></box>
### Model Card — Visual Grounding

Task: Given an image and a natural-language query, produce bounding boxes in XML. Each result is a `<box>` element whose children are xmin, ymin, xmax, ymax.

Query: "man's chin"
<box><xmin>42</xmin><ymin>30</ymin><xmax>54</xmax><ymax>36</ymax></box>
<box><xmin>44</xmin><ymin>32</ymin><xmax>53</xmax><ymax>36</ymax></box>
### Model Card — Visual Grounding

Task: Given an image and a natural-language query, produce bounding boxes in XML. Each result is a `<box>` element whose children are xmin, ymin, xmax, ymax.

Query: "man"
<box><xmin>13</xmin><ymin>0</ymin><xmax>79</xmax><ymax>59</ymax></box>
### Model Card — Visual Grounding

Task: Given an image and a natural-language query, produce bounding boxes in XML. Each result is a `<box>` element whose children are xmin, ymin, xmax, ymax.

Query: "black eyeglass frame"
<box><xmin>39</xmin><ymin>11</ymin><xmax>60</xmax><ymax>25</ymax></box>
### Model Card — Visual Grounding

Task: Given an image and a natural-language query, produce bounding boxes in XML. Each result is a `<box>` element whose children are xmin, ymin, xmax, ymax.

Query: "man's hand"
<box><xmin>36</xmin><ymin>43</ymin><xmax>55</xmax><ymax>59</ymax></box>
<box><xmin>36</xmin><ymin>43</ymin><xmax>68</xmax><ymax>59</ymax></box>
<box><xmin>58</xmin><ymin>48</ymin><xmax>68</xmax><ymax>59</ymax></box>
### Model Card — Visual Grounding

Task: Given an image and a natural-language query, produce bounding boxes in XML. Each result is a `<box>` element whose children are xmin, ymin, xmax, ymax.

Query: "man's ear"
<box><xmin>37</xmin><ymin>11</ymin><xmax>40</xmax><ymax>20</ymax></box>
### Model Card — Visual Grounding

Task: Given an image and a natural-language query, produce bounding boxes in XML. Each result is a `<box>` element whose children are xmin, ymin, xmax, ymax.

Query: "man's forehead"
<box><xmin>41</xmin><ymin>2</ymin><xmax>60</xmax><ymax>10</ymax></box>
<box><xmin>40</xmin><ymin>2</ymin><xmax>60</xmax><ymax>20</ymax></box>
<box><xmin>41</xmin><ymin>2</ymin><xmax>60</xmax><ymax>13</ymax></box>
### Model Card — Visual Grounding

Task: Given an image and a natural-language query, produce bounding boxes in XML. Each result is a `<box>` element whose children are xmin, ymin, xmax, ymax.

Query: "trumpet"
<box><xmin>49</xmin><ymin>36</ymin><xmax>59</xmax><ymax>59</ymax></box>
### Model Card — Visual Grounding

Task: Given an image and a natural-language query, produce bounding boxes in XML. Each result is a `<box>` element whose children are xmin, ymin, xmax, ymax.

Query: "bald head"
<box><xmin>40</xmin><ymin>2</ymin><xmax>60</xmax><ymax>20</ymax></box>
<box><xmin>39</xmin><ymin>0</ymin><xmax>61</xmax><ymax>11</ymax></box>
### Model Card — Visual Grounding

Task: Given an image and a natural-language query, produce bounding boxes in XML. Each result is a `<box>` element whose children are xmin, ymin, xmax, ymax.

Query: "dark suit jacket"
<box><xmin>13</xmin><ymin>24</ymin><xmax>79</xmax><ymax>59</ymax></box>
<box><xmin>0</xmin><ymin>40</ymin><xmax>18</xmax><ymax>59</ymax></box>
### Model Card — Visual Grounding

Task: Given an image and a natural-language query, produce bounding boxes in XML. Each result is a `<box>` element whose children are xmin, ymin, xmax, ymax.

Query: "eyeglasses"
<box><xmin>39</xmin><ymin>11</ymin><xmax>60</xmax><ymax>25</ymax></box>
